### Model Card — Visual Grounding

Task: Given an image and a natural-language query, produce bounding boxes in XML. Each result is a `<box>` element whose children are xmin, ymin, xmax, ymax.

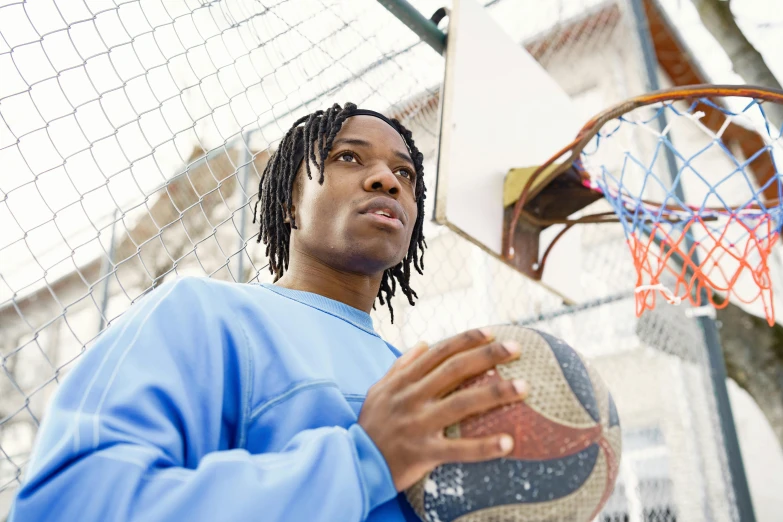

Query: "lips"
<box><xmin>358</xmin><ymin>197</ymin><xmax>406</xmax><ymax>226</ymax></box>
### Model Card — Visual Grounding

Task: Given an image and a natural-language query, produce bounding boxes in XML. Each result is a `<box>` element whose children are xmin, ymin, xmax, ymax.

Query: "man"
<box><xmin>11</xmin><ymin>103</ymin><xmax>528</xmax><ymax>521</ymax></box>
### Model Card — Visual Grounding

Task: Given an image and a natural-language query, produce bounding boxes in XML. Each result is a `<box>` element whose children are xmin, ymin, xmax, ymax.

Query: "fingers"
<box><xmin>430</xmin><ymin>377</ymin><xmax>529</xmax><ymax>427</ymax></box>
<box><xmin>364</xmin><ymin>328</ymin><xmax>532</xmax><ymax>491</ymax></box>
<box><xmin>432</xmin><ymin>433</ymin><xmax>516</xmax><ymax>464</ymax></box>
<box><xmin>414</xmin><ymin>340</ymin><xmax>522</xmax><ymax>399</ymax></box>
<box><xmin>400</xmin><ymin>328</ymin><xmax>494</xmax><ymax>381</ymax></box>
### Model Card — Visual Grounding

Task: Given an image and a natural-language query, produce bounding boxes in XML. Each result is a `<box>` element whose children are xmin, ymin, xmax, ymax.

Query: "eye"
<box><xmin>337</xmin><ymin>151</ymin><xmax>357</xmax><ymax>163</ymax></box>
<box><xmin>398</xmin><ymin>168</ymin><xmax>414</xmax><ymax>180</ymax></box>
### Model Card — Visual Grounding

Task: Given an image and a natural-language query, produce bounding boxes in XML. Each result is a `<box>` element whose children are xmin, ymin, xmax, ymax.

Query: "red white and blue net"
<box><xmin>577</xmin><ymin>91</ymin><xmax>783</xmax><ymax>325</ymax></box>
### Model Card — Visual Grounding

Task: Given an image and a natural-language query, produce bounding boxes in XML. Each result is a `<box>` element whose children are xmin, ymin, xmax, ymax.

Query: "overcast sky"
<box><xmin>0</xmin><ymin>0</ymin><xmax>780</xmax><ymax>302</ymax></box>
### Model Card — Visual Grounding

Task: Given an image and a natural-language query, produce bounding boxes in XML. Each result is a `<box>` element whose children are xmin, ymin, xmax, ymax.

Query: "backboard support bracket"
<box><xmin>502</xmin><ymin>165</ymin><xmax>603</xmax><ymax>280</ymax></box>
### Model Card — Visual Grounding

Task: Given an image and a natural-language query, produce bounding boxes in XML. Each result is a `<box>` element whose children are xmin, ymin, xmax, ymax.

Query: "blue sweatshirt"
<box><xmin>11</xmin><ymin>277</ymin><xmax>420</xmax><ymax>521</ymax></box>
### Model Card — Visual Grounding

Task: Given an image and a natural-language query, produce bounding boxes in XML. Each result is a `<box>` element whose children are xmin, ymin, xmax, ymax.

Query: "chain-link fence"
<box><xmin>0</xmin><ymin>0</ymin><xmax>748</xmax><ymax>520</ymax></box>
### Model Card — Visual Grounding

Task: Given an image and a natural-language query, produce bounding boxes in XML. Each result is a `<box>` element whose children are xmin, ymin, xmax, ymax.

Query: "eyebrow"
<box><xmin>332</xmin><ymin>137</ymin><xmax>414</xmax><ymax>167</ymax></box>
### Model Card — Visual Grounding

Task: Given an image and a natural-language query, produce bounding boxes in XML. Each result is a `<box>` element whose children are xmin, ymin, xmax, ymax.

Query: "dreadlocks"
<box><xmin>253</xmin><ymin>102</ymin><xmax>427</xmax><ymax>322</ymax></box>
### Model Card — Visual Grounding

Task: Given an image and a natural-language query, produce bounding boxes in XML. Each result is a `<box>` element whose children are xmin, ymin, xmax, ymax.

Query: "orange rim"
<box><xmin>505</xmin><ymin>84</ymin><xmax>783</xmax><ymax>260</ymax></box>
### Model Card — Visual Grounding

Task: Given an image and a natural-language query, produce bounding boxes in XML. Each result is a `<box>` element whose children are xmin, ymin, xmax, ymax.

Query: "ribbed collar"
<box><xmin>258</xmin><ymin>283</ymin><xmax>378</xmax><ymax>336</ymax></box>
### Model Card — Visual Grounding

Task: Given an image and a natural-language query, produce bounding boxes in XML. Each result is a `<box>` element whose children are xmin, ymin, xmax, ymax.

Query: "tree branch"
<box><xmin>716</xmin><ymin>302</ymin><xmax>783</xmax><ymax>449</ymax></box>
<box><xmin>692</xmin><ymin>0</ymin><xmax>783</xmax><ymax>126</ymax></box>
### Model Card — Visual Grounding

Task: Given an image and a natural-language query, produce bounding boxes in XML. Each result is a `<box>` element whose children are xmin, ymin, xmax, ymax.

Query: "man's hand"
<box><xmin>358</xmin><ymin>328</ymin><xmax>528</xmax><ymax>491</ymax></box>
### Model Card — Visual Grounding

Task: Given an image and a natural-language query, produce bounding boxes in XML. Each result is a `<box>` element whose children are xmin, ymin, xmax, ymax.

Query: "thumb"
<box><xmin>389</xmin><ymin>341</ymin><xmax>428</xmax><ymax>376</ymax></box>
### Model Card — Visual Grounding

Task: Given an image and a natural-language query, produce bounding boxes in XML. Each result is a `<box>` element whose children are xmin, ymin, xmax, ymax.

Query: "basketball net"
<box><xmin>580</xmin><ymin>89</ymin><xmax>783</xmax><ymax>326</ymax></box>
<box><xmin>507</xmin><ymin>86</ymin><xmax>783</xmax><ymax>326</ymax></box>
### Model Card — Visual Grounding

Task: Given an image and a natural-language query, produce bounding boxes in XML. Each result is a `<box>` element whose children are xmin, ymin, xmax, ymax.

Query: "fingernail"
<box><xmin>499</xmin><ymin>435</ymin><xmax>514</xmax><ymax>453</ymax></box>
<box><xmin>479</xmin><ymin>328</ymin><xmax>493</xmax><ymax>340</ymax></box>
<box><xmin>502</xmin><ymin>341</ymin><xmax>522</xmax><ymax>356</ymax></box>
<box><xmin>512</xmin><ymin>379</ymin><xmax>528</xmax><ymax>396</ymax></box>
<box><xmin>413</xmin><ymin>341</ymin><xmax>429</xmax><ymax>351</ymax></box>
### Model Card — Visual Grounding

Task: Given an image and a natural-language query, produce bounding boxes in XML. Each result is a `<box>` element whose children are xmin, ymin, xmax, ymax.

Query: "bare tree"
<box><xmin>691</xmin><ymin>0</ymin><xmax>783</xmax><ymax>125</ymax></box>
<box><xmin>716</xmin><ymin>304</ymin><xmax>783</xmax><ymax>446</ymax></box>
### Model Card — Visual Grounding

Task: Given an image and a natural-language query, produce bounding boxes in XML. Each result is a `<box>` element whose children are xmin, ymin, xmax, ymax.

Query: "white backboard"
<box><xmin>435</xmin><ymin>0</ymin><xmax>585</xmax><ymax>302</ymax></box>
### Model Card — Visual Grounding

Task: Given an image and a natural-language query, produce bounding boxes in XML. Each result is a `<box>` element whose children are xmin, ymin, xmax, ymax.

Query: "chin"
<box><xmin>342</xmin><ymin>242</ymin><xmax>406</xmax><ymax>275</ymax></box>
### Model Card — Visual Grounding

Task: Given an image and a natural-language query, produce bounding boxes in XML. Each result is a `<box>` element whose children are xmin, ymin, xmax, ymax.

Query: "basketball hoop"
<box><xmin>505</xmin><ymin>85</ymin><xmax>783</xmax><ymax>326</ymax></box>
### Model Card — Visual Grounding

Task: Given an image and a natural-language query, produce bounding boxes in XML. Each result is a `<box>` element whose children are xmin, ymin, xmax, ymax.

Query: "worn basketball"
<box><xmin>405</xmin><ymin>325</ymin><xmax>622</xmax><ymax>522</ymax></box>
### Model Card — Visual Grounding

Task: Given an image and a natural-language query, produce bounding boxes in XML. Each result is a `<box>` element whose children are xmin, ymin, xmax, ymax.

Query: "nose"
<box><xmin>362</xmin><ymin>164</ymin><xmax>402</xmax><ymax>198</ymax></box>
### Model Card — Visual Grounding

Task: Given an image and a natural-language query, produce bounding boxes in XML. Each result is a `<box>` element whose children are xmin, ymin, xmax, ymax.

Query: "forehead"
<box><xmin>336</xmin><ymin>115</ymin><xmax>410</xmax><ymax>155</ymax></box>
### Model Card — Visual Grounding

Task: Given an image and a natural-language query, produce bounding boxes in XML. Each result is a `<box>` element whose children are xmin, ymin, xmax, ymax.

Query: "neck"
<box><xmin>275</xmin><ymin>252</ymin><xmax>382</xmax><ymax>314</ymax></box>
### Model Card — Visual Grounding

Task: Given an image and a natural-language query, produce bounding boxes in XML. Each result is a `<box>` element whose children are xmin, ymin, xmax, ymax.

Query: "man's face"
<box><xmin>289</xmin><ymin>115</ymin><xmax>419</xmax><ymax>275</ymax></box>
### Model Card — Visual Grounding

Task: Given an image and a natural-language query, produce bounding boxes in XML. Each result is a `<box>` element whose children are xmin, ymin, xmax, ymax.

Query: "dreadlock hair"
<box><xmin>253</xmin><ymin>102</ymin><xmax>427</xmax><ymax>322</ymax></box>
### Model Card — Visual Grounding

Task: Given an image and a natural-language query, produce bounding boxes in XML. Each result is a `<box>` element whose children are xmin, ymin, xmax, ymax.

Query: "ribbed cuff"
<box><xmin>348</xmin><ymin>424</ymin><xmax>398</xmax><ymax>514</ymax></box>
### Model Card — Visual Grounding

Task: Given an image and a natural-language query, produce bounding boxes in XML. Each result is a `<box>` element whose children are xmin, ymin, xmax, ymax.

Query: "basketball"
<box><xmin>405</xmin><ymin>325</ymin><xmax>622</xmax><ymax>522</ymax></box>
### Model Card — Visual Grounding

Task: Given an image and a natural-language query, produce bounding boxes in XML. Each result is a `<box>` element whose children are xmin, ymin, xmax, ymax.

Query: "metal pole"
<box><xmin>376</xmin><ymin>0</ymin><xmax>446</xmax><ymax>54</ymax></box>
<box><xmin>628</xmin><ymin>1</ymin><xmax>756</xmax><ymax>519</ymax></box>
<box><xmin>236</xmin><ymin>138</ymin><xmax>252</xmax><ymax>283</ymax></box>
<box><xmin>98</xmin><ymin>209</ymin><xmax>118</xmax><ymax>332</ymax></box>
<box><xmin>514</xmin><ymin>290</ymin><xmax>635</xmax><ymax>326</ymax></box>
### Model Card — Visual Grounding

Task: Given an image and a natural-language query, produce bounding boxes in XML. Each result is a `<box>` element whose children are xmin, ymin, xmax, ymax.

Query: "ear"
<box><xmin>285</xmin><ymin>162</ymin><xmax>305</xmax><ymax>226</ymax></box>
<box><xmin>283</xmin><ymin>203</ymin><xmax>296</xmax><ymax>224</ymax></box>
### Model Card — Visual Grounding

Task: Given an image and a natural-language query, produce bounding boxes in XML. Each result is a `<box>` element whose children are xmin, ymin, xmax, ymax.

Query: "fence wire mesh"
<box><xmin>0</xmin><ymin>0</ymin><xmax>744</xmax><ymax>520</ymax></box>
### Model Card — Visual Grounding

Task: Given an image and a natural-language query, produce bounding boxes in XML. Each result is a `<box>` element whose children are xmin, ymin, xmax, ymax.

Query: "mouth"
<box><xmin>372</xmin><ymin>209</ymin><xmax>393</xmax><ymax>218</ymax></box>
<box><xmin>363</xmin><ymin>211</ymin><xmax>404</xmax><ymax>229</ymax></box>
<box><xmin>359</xmin><ymin>197</ymin><xmax>406</xmax><ymax>229</ymax></box>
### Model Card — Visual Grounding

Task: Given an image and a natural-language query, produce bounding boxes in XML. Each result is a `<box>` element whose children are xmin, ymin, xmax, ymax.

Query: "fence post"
<box><xmin>98</xmin><ymin>209</ymin><xmax>118</xmax><ymax>332</ymax></box>
<box><xmin>236</xmin><ymin>136</ymin><xmax>252</xmax><ymax>283</ymax></box>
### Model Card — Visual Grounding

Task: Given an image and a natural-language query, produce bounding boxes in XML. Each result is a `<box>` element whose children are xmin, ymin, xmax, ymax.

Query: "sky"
<box><xmin>0</xmin><ymin>0</ymin><xmax>781</xmax><ymax>304</ymax></box>
<box><xmin>0</xmin><ymin>0</ymin><xmax>443</xmax><ymax>303</ymax></box>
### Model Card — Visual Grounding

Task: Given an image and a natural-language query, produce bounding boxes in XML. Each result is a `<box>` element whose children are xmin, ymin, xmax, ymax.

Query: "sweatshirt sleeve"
<box><xmin>10</xmin><ymin>278</ymin><xmax>397</xmax><ymax>522</ymax></box>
